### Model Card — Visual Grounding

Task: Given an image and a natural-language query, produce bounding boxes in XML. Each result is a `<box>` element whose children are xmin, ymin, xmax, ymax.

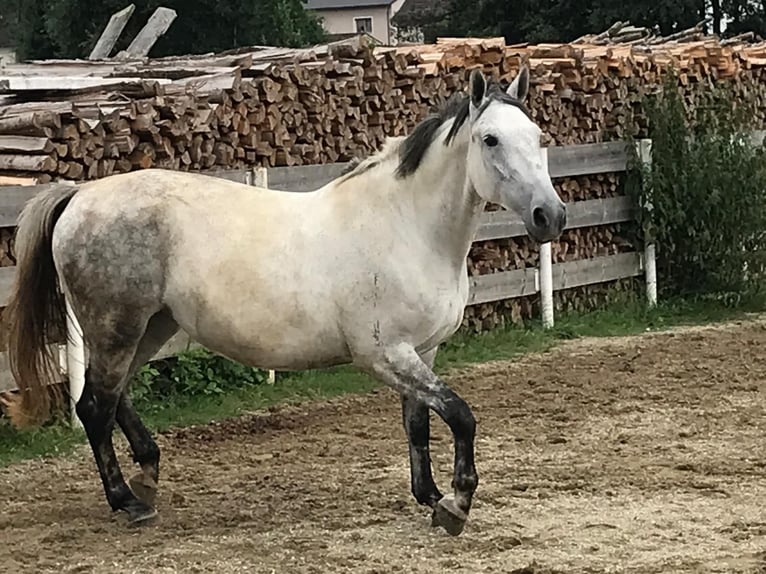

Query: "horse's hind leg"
<box><xmin>76</xmin><ymin>334</ymin><xmax>157</xmax><ymax>525</ymax></box>
<box><xmin>115</xmin><ymin>309</ymin><xmax>179</xmax><ymax>507</ymax></box>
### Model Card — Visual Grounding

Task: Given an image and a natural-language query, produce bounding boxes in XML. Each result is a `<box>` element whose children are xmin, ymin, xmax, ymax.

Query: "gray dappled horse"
<box><xmin>4</xmin><ymin>68</ymin><xmax>565</xmax><ymax>536</ymax></box>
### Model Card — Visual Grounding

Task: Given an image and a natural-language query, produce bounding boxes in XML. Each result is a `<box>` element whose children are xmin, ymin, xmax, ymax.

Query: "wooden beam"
<box><xmin>547</xmin><ymin>141</ymin><xmax>630</xmax><ymax>178</ymax></box>
<box><xmin>0</xmin><ymin>182</ymin><xmax>75</xmax><ymax>227</ymax></box>
<box><xmin>119</xmin><ymin>7</ymin><xmax>177</xmax><ymax>60</ymax></box>
<box><xmin>88</xmin><ymin>4</ymin><xmax>137</xmax><ymax>60</ymax></box>
<box><xmin>267</xmin><ymin>162</ymin><xmax>348</xmax><ymax>192</ymax></box>
<box><xmin>153</xmin><ymin>331</ymin><xmax>196</xmax><ymax>360</ymax></box>
<box><xmin>474</xmin><ymin>196</ymin><xmax>636</xmax><ymax>242</ymax></box>
<box><xmin>0</xmin><ymin>76</ymin><xmax>171</xmax><ymax>92</ymax></box>
<box><xmin>467</xmin><ymin>267</ymin><xmax>538</xmax><ymax>305</ymax></box>
<box><xmin>551</xmin><ymin>252</ymin><xmax>643</xmax><ymax>291</ymax></box>
<box><xmin>0</xmin><ymin>266</ymin><xmax>14</xmax><ymax>306</ymax></box>
<box><xmin>0</xmin><ymin>352</ymin><xmax>17</xmax><ymax>393</ymax></box>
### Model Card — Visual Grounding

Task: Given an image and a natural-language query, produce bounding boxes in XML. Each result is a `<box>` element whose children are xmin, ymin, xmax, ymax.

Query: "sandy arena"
<box><xmin>1</xmin><ymin>318</ymin><xmax>765</xmax><ymax>573</ymax></box>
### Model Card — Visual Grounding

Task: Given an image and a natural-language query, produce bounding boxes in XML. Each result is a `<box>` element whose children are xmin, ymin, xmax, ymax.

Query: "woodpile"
<box><xmin>2</xmin><ymin>34</ymin><xmax>766</xmax><ymax>183</ymax></box>
<box><xmin>1</xmin><ymin>32</ymin><xmax>765</xmax><ymax>329</ymax></box>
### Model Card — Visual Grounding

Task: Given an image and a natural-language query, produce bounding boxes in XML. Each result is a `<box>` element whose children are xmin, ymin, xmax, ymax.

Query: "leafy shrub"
<box><xmin>628</xmin><ymin>69</ymin><xmax>766</xmax><ymax>300</ymax></box>
<box><xmin>130</xmin><ymin>348</ymin><xmax>269</xmax><ymax>406</ymax></box>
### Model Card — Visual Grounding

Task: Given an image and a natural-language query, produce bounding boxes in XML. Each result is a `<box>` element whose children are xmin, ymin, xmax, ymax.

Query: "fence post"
<box><xmin>250</xmin><ymin>166</ymin><xmax>276</xmax><ymax>384</ymax></box>
<box><xmin>637</xmin><ymin>139</ymin><xmax>657</xmax><ymax>308</ymax></box>
<box><xmin>539</xmin><ymin>242</ymin><xmax>554</xmax><ymax>328</ymax></box>
<box><xmin>64</xmin><ymin>297</ymin><xmax>86</xmax><ymax>428</ymax></box>
<box><xmin>539</xmin><ymin>147</ymin><xmax>555</xmax><ymax>328</ymax></box>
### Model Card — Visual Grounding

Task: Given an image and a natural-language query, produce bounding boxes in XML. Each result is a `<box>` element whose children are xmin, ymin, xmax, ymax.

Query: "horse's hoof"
<box><xmin>124</xmin><ymin>500</ymin><xmax>158</xmax><ymax>527</ymax></box>
<box><xmin>129</xmin><ymin>472</ymin><xmax>158</xmax><ymax>507</ymax></box>
<box><xmin>431</xmin><ymin>495</ymin><xmax>468</xmax><ymax>536</ymax></box>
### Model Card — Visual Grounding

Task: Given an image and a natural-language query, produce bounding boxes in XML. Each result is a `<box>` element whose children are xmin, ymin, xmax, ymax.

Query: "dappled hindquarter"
<box><xmin>1</xmin><ymin>319</ymin><xmax>765</xmax><ymax>573</ymax></box>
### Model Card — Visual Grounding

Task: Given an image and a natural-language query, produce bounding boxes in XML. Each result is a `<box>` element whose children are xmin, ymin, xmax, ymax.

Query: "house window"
<box><xmin>355</xmin><ymin>17</ymin><xmax>372</xmax><ymax>34</ymax></box>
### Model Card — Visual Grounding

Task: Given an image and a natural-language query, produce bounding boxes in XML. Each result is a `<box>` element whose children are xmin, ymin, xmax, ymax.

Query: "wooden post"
<box><xmin>89</xmin><ymin>4</ymin><xmax>136</xmax><ymax>60</ymax></box>
<box><xmin>65</xmin><ymin>298</ymin><xmax>86</xmax><ymax>428</ymax></box>
<box><xmin>539</xmin><ymin>147</ymin><xmax>555</xmax><ymax>329</ymax></box>
<box><xmin>539</xmin><ymin>242</ymin><xmax>554</xmax><ymax>328</ymax></box>
<box><xmin>637</xmin><ymin>139</ymin><xmax>657</xmax><ymax>308</ymax></box>
<box><xmin>250</xmin><ymin>166</ymin><xmax>276</xmax><ymax>384</ymax></box>
<box><xmin>118</xmin><ymin>7</ymin><xmax>177</xmax><ymax>59</ymax></box>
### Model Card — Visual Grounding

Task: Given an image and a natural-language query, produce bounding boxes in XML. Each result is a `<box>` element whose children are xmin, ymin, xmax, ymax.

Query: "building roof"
<box><xmin>392</xmin><ymin>0</ymin><xmax>446</xmax><ymax>27</ymax></box>
<box><xmin>305</xmin><ymin>0</ymin><xmax>396</xmax><ymax>9</ymax></box>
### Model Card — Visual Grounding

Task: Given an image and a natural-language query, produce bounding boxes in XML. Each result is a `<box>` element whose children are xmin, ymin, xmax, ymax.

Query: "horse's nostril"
<box><xmin>532</xmin><ymin>207</ymin><xmax>548</xmax><ymax>229</ymax></box>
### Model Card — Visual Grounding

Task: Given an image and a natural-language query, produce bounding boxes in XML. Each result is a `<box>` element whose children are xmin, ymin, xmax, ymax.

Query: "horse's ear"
<box><xmin>507</xmin><ymin>66</ymin><xmax>529</xmax><ymax>101</ymax></box>
<box><xmin>469</xmin><ymin>68</ymin><xmax>487</xmax><ymax>108</ymax></box>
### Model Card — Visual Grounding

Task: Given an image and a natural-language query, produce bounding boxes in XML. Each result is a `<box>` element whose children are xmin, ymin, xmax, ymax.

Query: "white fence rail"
<box><xmin>0</xmin><ymin>138</ymin><xmax>648</xmax><ymax>401</ymax></box>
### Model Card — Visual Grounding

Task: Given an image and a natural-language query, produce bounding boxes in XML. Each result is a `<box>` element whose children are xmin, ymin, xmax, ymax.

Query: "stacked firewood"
<box><xmin>2</xmin><ymin>33</ymin><xmax>766</xmax><ymax>329</ymax></box>
<box><xmin>3</xmin><ymin>35</ymin><xmax>766</xmax><ymax>183</ymax></box>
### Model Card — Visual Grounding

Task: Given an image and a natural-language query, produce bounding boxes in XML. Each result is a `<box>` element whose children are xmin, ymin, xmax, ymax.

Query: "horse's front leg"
<box><xmin>363</xmin><ymin>343</ymin><xmax>478</xmax><ymax>536</ymax></box>
<box><xmin>401</xmin><ymin>348</ymin><xmax>442</xmax><ymax>509</ymax></box>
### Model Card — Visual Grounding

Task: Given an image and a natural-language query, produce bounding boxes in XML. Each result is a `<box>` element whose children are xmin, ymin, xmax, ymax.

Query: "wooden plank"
<box><xmin>467</xmin><ymin>267</ymin><xmax>538</xmax><ymax>305</ymax></box>
<box><xmin>552</xmin><ymin>252</ymin><xmax>643</xmax><ymax>291</ymax></box>
<box><xmin>0</xmin><ymin>76</ymin><xmax>171</xmax><ymax>92</ymax></box>
<box><xmin>475</xmin><ymin>209</ymin><xmax>527</xmax><ymax>241</ymax></box>
<box><xmin>120</xmin><ymin>7</ymin><xmax>177</xmax><ymax>59</ymax></box>
<box><xmin>475</xmin><ymin>196</ymin><xmax>636</xmax><ymax>241</ymax></box>
<box><xmin>89</xmin><ymin>4</ymin><xmax>136</xmax><ymax>60</ymax></box>
<box><xmin>0</xmin><ymin>266</ymin><xmax>14</xmax><ymax>306</ymax></box>
<box><xmin>0</xmin><ymin>136</ymin><xmax>54</xmax><ymax>154</ymax></box>
<box><xmin>152</xmin><ymin>331</ymin><xmax>196</xmax><ymax>361</ymax></box>
<box><xmin>202</xmin><ymin>167</ymin><xmax>250</xmax><ymax>184</ymax></box>
<box><xmin>547</xmin><ymin>141</ymin><xmax>630</xmax><ymax>178</ymax></box>
<box><xmin>0</xmin><ymin>329</ymin><xmax>194</xmax><ymax>392</ymax></box>
<box><xmin>563</xmin><ymin>196</ymin><xmax>635</xmax><ymax>230</ymax></box>
<box><xmin>465</xmin><ymin>252</ymin><xmax>643</xmax><ymax>305</ymax></box>
<box><xmin>0</xmin><ymin>352</ymin><xmax>16</xmax><ymax>393</ymax></box>
<box><xmin>0</xmin><ymin>182</ymin><xmax>75</xmax><ymax>227</ymax></box>
<box><xmin>267</xmin><ymin>162</ymin><xmax>349</xmax><ymax>192</ymax></box>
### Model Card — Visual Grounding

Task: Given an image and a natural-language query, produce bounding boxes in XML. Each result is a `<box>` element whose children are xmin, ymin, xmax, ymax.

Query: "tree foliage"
<box><xmin>394</xmin><ymin>0</ymin><xmax>761</xmax><ymax>45</ymax></box>
<box><xmin>627</xmin><ymin>70</ymin><xmax>766</xmax><ymax>298</ymax></box>
<box><xmin>12</xmin><ymin>0</ymin><xmax>325</xmax><ymax>61</ymax></box>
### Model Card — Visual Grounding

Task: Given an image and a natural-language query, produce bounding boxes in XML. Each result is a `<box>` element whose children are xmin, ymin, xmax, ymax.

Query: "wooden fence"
<box><xmin>0</xmin><ymin>138</ymin><xmax>646</xmax><ymax>398</ymax></box>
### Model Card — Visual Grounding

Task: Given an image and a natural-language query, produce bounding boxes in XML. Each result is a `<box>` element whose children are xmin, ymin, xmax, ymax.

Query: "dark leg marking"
<box><xmin>368</xmin><ymin>345</ymin><xmax>478</xmax><ymax>536</ymax></box>
<box><xmin>401</xmin><ymin>345</ymin><xmax>441</xmax><ymax>508</ymax></box>
<box><xmin>76</xmin><ymin>370</ymin><xmax>157</xmax><ymax>525</ymax></box>
<box><xmin>117</xmin><ymin>394</ymin><xmax>160</xmax><ymax>506</ymax></box>
<box><xmin>115</xmin><ymin>309</ymin><xmax>179</xmax><ymax>506</ymax></box>
<box><xmin>401</xmin><ymin>394</ymin><xmax>442</xmax><ymax>508</ymax></box>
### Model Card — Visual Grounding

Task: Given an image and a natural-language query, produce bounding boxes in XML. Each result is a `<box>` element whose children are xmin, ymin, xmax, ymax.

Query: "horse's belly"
<box><xmin>173</xmin><ymin>295</ymin><xmax>350</xmax><ymax>372</ymax></box>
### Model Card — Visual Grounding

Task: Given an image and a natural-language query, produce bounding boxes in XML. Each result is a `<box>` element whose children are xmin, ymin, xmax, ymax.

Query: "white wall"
<box><xmin>315</xmin><ymin>7</ymin><xmax>391</xmax><ymax>44</ymax></box>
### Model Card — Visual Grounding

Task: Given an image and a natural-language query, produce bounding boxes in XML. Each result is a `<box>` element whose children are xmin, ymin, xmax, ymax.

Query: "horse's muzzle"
<box><xmin>528</xmin><ymin>201</ymin><xmax>567</xmax><ymax>243</ymax></box>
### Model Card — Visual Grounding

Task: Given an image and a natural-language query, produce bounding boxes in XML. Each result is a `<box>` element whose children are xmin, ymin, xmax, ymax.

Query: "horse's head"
<box><xmin>465</xmin><ymin>68</ymin><xmax>566</xmax><ymax>243</ymax></box>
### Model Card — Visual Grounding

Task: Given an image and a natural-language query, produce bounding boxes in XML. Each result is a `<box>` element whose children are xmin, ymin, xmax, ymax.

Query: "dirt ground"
<box><xmin>1</xmin><ymin>318</ymin><xmax>766</xmax><ymax>574</ymax></box>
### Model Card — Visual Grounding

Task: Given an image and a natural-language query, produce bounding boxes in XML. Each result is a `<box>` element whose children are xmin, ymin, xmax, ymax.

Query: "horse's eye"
<box><xmin>483</xmin><ymin>135</ymin><xmax>498</xmax><ymax>147</ymax></box>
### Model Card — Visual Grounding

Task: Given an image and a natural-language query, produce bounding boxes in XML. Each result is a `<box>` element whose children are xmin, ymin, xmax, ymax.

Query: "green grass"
<box><xmin>1</xmin><ymin>292</ymin><xmax>763</xmax><ymax>467</ymax></box>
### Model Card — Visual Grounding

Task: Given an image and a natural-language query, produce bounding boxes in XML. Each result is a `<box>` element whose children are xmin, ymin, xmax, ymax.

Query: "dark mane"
<box><xmin>394</xmin><ymin>85</ymin><xmax>531</xmax><ymax>179</ymax></box>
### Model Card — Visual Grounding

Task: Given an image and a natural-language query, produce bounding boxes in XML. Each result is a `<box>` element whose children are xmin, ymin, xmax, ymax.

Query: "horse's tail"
<box><xmin>3</xmin><ymin>183</ymin><xmax>79</xmax><ymax>427</ymax></box>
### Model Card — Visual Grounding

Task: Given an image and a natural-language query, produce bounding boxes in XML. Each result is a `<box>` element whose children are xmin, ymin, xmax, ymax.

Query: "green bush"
<box><xmin>628</xmin><ymin>69</ymin><xmax>766</xmax><ymax>300</ymax></box>
<box><xmin>130</xmin><ymin>348</ymin><xmax>269</xmax><ymax>407</ymax></box>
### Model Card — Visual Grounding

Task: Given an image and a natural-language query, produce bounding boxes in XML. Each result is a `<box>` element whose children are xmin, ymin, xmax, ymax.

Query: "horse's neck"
<box><xmin>409</xmin><ymin>127</ymin><xmax>485</xmax><ymax>267</ymax></box>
